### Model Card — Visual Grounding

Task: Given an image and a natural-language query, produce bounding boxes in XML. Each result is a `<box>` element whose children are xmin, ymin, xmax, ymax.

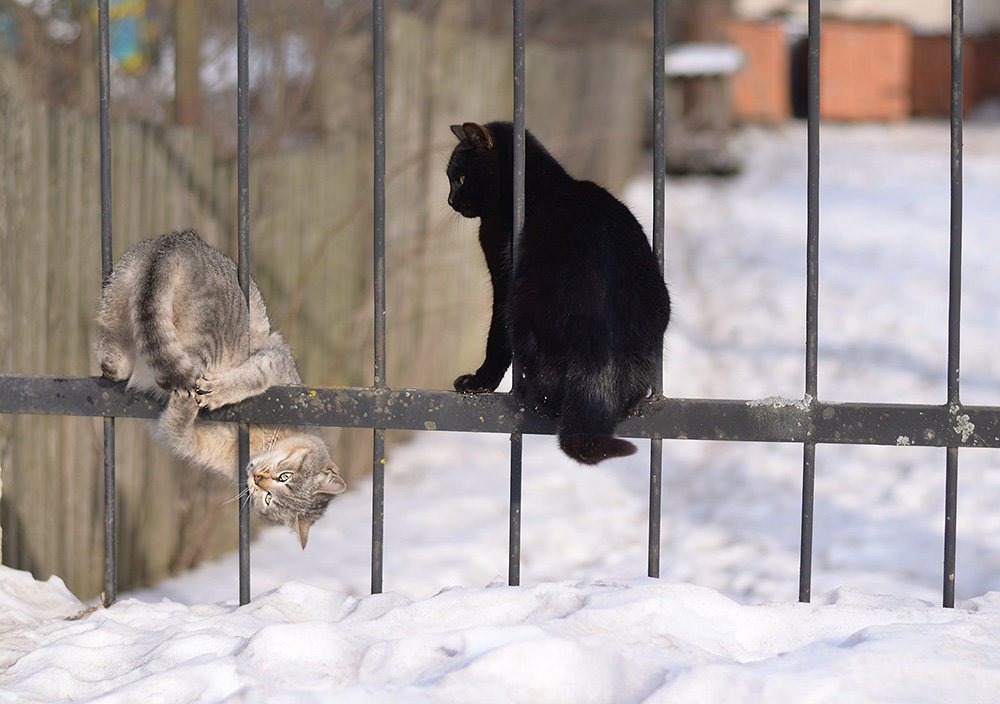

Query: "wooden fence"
<box><xmin>0</xmin><ymin>10</ymin><xmax>648</xmax><ymax>599</ymax></box>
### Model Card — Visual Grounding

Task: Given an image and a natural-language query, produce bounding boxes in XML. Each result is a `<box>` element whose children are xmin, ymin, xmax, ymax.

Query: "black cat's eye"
<box><xmin>277</xmin><ymin>472</ymin><xmax>292</xmax><ymax>482</ymax></box>
<box><xmin>458</xmin><ymin>175</ymin><xmax>465</xmax><ymax>185</ymax></box>
<box><xmin>264</xmin><ymin>492</ymin><xmax>272</xmax><ymax>506</ymax></box>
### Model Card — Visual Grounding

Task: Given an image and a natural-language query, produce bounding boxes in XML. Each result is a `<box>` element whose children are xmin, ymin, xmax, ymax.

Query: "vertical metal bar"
<box><xmin>237</xmin><ymin>425</ymin><xmax>250</xmax><ymax>603</ymax></box>
<box><xmin>943</xmin><ymin>0</ymin><xmax>964</xmax><ymax>609</ymax></box>
<box><xmin>97</xmin><ymin>0</ymin><xmax>116</xmax><ymax>609</ymax></box>
<box><xmin>944</xmin><ymin>447</ymin><xmax>959</xmax><ymax>606</ymax></box>
<box><xmin>512</xmin><ymin>4</ymin><xmax>525</xmax><ymax>233</ymax></box>
<box><xmin>102</xmin><ymin>421</ymin><xmax>115</xmax><ymax>606</ymax></box>
<box><xmin>98</xmin><ymin>0</ymin><xmax>113</xmax><ymax>284</ymax></box>
<box><xmin>647</xmin><ymin>438</ymin><xmax>662</xmax><ymax>578</ymax></box>
<box><xmin>948</xmin><ymin>0</ymin><xmax>964</xmax><ymax>408</ymax></box>
<box><xmin>508</xmin><ymin>0</ymin><xmax>526</xmax><ymax>588</ymax></box>
<box><xmin>371</xmin><ymin>0</ymin><xmax>387</xmax><ymax>595</ymax></box>
<box><xmin>799</xmin><ymin>443</ymin><xmax>815</xmax><ymax>602</ymax></box>
<box><xmin>372</xmin><ymin>429</ymin><xmax>385</xmax><ymax>594</ymax></box>
<box><xmin>508</xmin><ymin>433</ymin><xmax>522</xmax><ymax>586</ymax></box>
<box><xmin>648</xmin><ymin>0</ymin><xmax>667</xmax><ymax>579</ymax></box>
<box><xmin>373</xmin><ymin>1</ymin><xmax>387</xmax><ymax>390</ymax></box>
<box><xmin>799</xmin><ymin>0</ymin><xmax>821</xmax><ymax>604</ymax></box>
<box><xmin>805</xmin><ymin>5</ymin><xmax>820</xmax><ymax>399</ymax></box>
<box><xmin>236</xmin><ymin>0</ymin><xmax>251</xmax><ymax>606</ymax></box>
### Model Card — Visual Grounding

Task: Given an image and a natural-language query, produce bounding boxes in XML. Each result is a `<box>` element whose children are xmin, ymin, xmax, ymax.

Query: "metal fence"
<box><xmin>0</xmin><ymin>0</ymin><xmax>996</xmax><ymax>610</ymax></box>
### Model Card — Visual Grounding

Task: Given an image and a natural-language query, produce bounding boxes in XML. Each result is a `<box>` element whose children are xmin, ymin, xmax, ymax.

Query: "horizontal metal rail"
<box><xmin>2</xmin><ymin>375</ymin><xmax>997</xmax><ymax>448</ymax></box>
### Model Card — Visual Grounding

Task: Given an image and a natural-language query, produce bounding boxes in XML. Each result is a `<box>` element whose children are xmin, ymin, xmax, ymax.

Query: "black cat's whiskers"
<box><xmin>443</xmin><ymin>208</ymin><xmax>468</xmax><ymax>231</ymax></box>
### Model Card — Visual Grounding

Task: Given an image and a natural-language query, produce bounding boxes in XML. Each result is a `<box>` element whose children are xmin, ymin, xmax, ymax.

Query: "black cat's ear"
<box><xmin>450</xmin><ymin>124</ymin><xmax>466</xmax><ymax>141</ymax></box>
<box><xmin>460</xmin><ymin>122</ymin><xmax>495</xmax><ymax>151</ymax></box>
<box><xmin>295</xmin><ymin>516</ymin><xmax>312</xmax><ymax>549</ymax></box>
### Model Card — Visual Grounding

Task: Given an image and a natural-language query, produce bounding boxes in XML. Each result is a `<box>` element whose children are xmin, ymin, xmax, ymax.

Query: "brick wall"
<box><xmin>728</xmin><ymin>19</ymin><xmax>790</xmax><ymax>123</ymax></box>
<box><xmin>724</xmin><ymin>19</ymin><xmax>999</xmax><ymax>123</ymax></box>
<box><xmin>976</xmin><ymin>35</ymin><xmax>1000</xmax><ymax>98</ymax></box>
<box><xmin>912</xmin><ymin>35</ymin><xmax>971</xmax><ymax>116</ymax></box>
<box><xmin>820</xmin><ymin>19</ymin><xmax>912</xmax><ymax>121</ymax></box>
<box><xmin>910</xmin><ymin>33</ymin><xmax>1000</xmax><ymax>116</ymax></box>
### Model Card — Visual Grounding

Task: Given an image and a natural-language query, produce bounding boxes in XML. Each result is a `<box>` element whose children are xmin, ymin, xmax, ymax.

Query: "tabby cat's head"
<box><xmin>245</xmin><ymin>434</ymin><xmax>346</xmax><ymax>548</ymax></box>
<box><xmin>447</xmin><ymin>122</ymin><xmax>502</xmax><ymax>219</ymax></box>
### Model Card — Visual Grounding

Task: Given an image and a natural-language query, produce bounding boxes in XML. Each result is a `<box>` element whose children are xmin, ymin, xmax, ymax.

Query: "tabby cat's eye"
<box><xmin>278</xmin><ymin>472</ymin><xmax>292</xmax><ymax>482</ymax></box>
<box><xmin>264</xmin><ymin>492</ymin><xmax>272</xmax><ymax>506</ymax></box>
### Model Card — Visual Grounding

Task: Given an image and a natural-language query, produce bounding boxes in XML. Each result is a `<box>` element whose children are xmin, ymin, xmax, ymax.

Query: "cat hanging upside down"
<box><xmin>96</xmin><ymin>230</ymin><xmax>346</xmax><ymax>548</ymax></box>
<box><xmin>446</xmin><ymin>122</ymin><xmax>671</xmax><ymax>464</ymax></box>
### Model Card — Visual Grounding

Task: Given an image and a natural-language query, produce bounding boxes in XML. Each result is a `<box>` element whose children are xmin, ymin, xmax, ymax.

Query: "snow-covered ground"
<box><xmin>3</xmin><ymin>122</ymin><xmax>1000</xmax><ymax>702</ymax></box>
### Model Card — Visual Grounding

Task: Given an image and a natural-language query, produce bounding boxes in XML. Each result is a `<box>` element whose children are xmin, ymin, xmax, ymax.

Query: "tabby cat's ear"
<box><xmin>455</xmin><ymin>122</ymin><xmax>495</xmax><ymax>151</ymax></box>
<box><xmin>313</xmin><ymin>468</ymin><xmax>347</xmax><ymax>496</ymax></box>
<box><xmin>295</xmin><ymin>516</ymin><xmax>312</xmax><ymax>549</ymax></box>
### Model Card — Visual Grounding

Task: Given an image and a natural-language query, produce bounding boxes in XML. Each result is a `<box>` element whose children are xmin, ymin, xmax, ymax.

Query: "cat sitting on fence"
<box><xmin>446</xmin><ymin>121</ymin><xmax>671</xmax><ymax>465</ymax></box>
<box><xmin>96</xmin><ymin>230</ymin><xmax>346</xmax><ymax>548</ymax></box>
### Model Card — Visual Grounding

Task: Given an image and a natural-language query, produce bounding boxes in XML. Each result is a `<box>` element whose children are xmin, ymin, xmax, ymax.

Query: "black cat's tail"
<box><xmin>558</xmin><ymin>432</ymin><xmax>636</xmax><ymax>465</ymax></box>
<box><xmin>555</xmin><ymin>370</ymin><xmax>636</xmax><ymax>465</ymax></box>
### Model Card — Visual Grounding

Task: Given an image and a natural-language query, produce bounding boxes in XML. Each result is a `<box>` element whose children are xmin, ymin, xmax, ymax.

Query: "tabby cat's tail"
<box><xmin>134</xmin><ymin>246</ymin><xmax>199</xmax><ymax>391</ymax></box>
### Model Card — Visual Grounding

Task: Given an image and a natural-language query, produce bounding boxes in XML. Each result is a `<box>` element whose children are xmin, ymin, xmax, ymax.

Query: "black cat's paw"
<box><xmin>453</xmin><ymin>373</ymin><xmax>497</xmax><ymax>394</ymax></box>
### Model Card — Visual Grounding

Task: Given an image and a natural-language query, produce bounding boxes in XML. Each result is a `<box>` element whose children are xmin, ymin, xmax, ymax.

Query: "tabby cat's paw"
<box><xmin>194</xmin><ymin>374</ymin><xmax>220</xmax><ymax>409</ymax></box>
<box><xmin>97</xmin><ymin>349</ymin><xmax>131</xmax><ymax>382</ymax></box>
<box><xmin>169</xmin><ymin>387</ymin><xmax>197</xmax><ymax>407</ymax></box>
<box><xmin>194</xmin><ymin>373</ymin><xmax>241</xmax><ymax>410</ymax></box>
<box><xmin>453</xmin><ymin>373</ymin><xmax>497</xmax><ymax>394</ymax></box>
<box><xmin>100</xmin><ymin>360</ymin><xmax>129</xmax><ymax>382</ymax></box>
<box><xmin>167</xmin><ymin>387</ymin><xmax>199</xmax><ymax>419</ymax></box>
<box><xmin>156</xmin><ymin>368</ymin><xmax>198</xmax><ymax>394</ymax></box>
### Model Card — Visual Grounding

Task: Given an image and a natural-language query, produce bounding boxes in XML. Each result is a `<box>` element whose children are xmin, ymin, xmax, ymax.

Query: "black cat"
<box><xmin>446</xmin><ymin>121</ymin><xmax>671</xmax><ymax>464</ymax></box>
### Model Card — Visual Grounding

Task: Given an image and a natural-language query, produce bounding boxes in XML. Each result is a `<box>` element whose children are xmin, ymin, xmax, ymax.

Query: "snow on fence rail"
<box><xmin>0</xmin><ymin>0</ymin><xmax>994</xmax><ymax>610</ymax></box>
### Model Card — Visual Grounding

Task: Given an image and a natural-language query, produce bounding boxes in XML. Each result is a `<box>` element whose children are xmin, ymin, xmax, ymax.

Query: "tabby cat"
<box><xmin>96</xmin><ymin>230</ymin><xmax>345</xmax><ymax>547</ymax></box>
<box><xmin>447</xmin><ymin>122</ymin><xmax>671</xmax><ymax>464</ymax></box>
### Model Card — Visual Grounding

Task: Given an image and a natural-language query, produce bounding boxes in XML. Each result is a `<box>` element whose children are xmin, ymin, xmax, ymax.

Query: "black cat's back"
<box><xmin>512</xmin><ymin>174</ymin><xmax>670</xmax><ymax>458</ymax></box>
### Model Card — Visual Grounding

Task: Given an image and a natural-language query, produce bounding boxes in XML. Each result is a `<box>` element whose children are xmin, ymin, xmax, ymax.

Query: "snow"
<box><xmin>6</xmin><ymin>569</ymin><xmax>1000</xmax><ymax>703</ymax></box>
<box><xmin>664</xmin><ymin>43</ymin><xmax>745</xmax><ymax>77</ymax></box>
<box><xmin>3</xmin><ymin>121</ymin><xmax>1000</xmax><ymax>702</ymax></box>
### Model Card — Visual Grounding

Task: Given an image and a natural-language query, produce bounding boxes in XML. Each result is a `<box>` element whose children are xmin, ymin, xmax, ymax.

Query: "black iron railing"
<box><xmin>0</xmin><ymin>0</ymin><xmax>990</xmax><ymax>611</ymax></box>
